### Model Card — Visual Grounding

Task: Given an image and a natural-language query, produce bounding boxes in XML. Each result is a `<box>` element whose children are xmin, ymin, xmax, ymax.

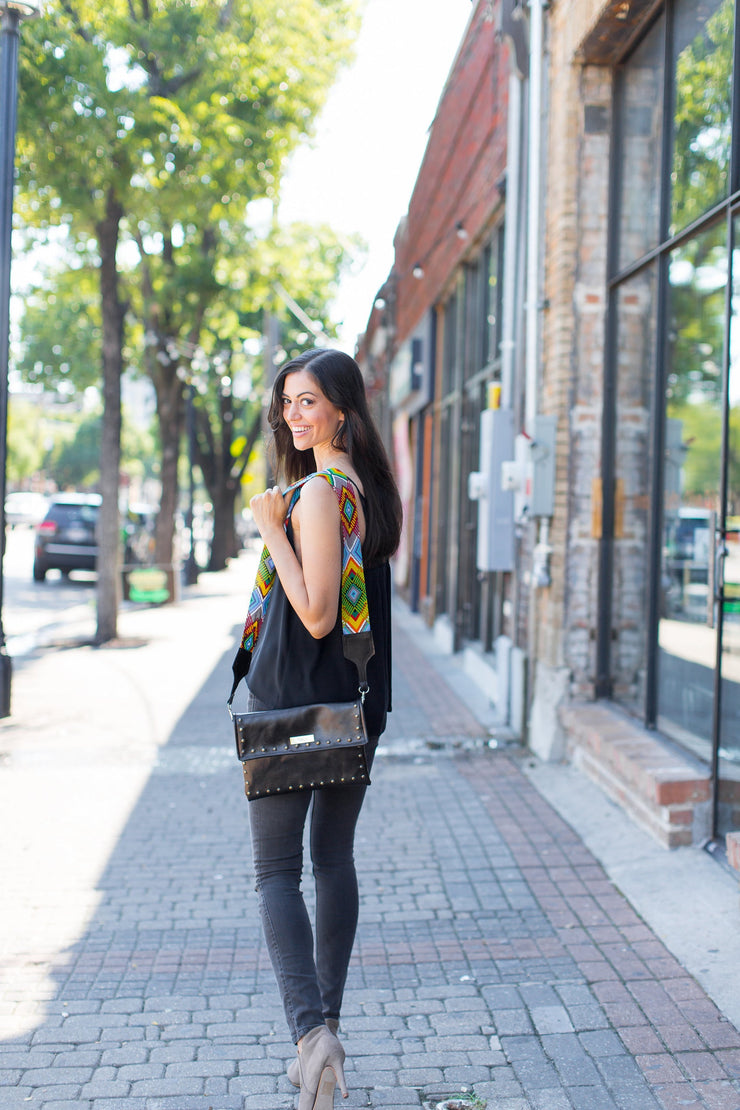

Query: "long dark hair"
<box><xmin>267</xmin><ymin>348</ymin><xmax>402</xmax><ymax>565</ymax></box>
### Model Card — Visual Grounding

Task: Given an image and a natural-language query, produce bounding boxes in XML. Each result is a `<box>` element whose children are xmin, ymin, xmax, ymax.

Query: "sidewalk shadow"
<box><xmin>0</xmin><ymin>630</ymin><xmax>302</xmax><ymax>1110</ymax></box>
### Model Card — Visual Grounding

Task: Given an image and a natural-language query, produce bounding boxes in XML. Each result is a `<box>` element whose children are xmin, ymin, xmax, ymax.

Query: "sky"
<box><xmin>277</xmin><ymin>0</ymin><xmax>474</xmax><ymax>352</ymax></box>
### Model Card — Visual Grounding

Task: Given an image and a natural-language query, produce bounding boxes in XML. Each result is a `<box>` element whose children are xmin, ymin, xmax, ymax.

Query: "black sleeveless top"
<box><xmin>246</xmin><ymin>506</ymin><xmax>392</xmax><ymax>739</ymax></box>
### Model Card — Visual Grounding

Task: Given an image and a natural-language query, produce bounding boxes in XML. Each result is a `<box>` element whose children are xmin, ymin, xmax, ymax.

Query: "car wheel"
<box><xmin>33</xmin><ymin>560</ymin><xmax>46</xmax><ymax>582</ymax></box>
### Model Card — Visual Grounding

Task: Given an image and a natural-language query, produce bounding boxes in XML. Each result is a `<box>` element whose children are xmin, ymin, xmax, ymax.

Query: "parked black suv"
<box><xmin>33</xmin><ymin>493</ymin><xmax>101</xmax><ymax>581</ymax></box>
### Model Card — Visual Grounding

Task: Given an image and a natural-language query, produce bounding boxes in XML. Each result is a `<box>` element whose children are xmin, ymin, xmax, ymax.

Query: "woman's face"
<box><xmin>281</xmin><ymin>369</ymin><xmax>344</xmax><ymax>455</ymax></box>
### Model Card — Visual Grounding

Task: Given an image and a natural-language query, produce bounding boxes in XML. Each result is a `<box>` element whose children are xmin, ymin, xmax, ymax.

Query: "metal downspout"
<box><xmin>501</xmin><ymin>70</ymin><xmax>523</xmax><ymax>409</ymax></box>
<box><xmin>525</xmin><ymin>0</ymin><xmax>546</xmax><ymax>732</ymax></box>
<box><xmin>525</xmin><ymin>0</ymin><xmax>544</xmax><ymax>437</ymax></box>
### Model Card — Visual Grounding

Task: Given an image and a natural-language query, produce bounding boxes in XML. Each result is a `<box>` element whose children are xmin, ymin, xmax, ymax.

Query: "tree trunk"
<box><xmin>207</xmin><ymin>477</ymin><xmax>239</xmax><ymax>571</ymax></box>
<box><xmin>153</xmin><ymin>358</ymin><xmax>184</xmax><ymax>566</ymax></box>
<box><xmin>95</xmin><ymin>190</ymin><xmax>125</xmax><ymax>643</ymax></box>
<box><xmin>196</xmin><ymin>398</ymin><xmax>261</xmax><ymax>573</ymax></box>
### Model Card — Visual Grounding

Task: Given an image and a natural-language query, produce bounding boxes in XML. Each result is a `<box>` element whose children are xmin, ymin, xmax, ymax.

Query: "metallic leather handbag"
<box><xmin>227</xmin><ymin>469</ymin><xmax>375</xmax><ymax>800</ymax></box>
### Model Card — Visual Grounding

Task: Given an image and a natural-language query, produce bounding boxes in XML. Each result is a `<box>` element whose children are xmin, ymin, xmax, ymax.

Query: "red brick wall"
<box><xmin>393</xmin><ymin>0</ymin><xmax>509</xmax><ymax>343</ymax></box>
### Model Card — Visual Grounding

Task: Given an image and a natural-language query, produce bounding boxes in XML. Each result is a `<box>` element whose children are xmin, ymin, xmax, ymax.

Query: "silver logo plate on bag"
<box><xmin>290</xmin><ymin>734</ymin><xmax>314</xmax><ymax>745</ymax></box>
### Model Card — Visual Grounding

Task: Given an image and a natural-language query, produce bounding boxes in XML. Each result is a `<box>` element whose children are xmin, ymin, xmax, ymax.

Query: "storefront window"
<box><xmin>483</xmin><ymin>231</ymin><xmax>504</xmax><ymax>367</ymax></box>
<box><xmin>616</xmin><ymin>16</ymin><xmax>665</xmax><ymax>271</ymax></box>
<box><xmin>463</xmin><ymin>262</ymin><xmax>482</xmax><ymax>382</ymax></box>
<box><xmin>669</xmin><ymin>0</ymin><xmax>734</xmax><ymax>237</ymax></box>
<box><xmin>441</xmin><ymin>292</ymin><xmax>457</xmax><ymax>398</ymax></box>
<box><xmin>608</xmin><ymin>0</ymin><xmax>740</xmax><ymax>835</ymax></box>
<box><xmin>611</xmin><ymin>266</ymin><xmax>658</xmax><ymax>711</ymax></box>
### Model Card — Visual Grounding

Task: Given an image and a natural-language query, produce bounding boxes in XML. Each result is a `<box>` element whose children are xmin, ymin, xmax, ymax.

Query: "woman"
<box><xmin>245</xmin><ymin>348</ymin><xmax>402</xmax><ymax>1109</ymax></box>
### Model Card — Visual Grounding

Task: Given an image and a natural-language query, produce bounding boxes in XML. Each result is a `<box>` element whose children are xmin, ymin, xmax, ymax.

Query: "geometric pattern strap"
<box><xmin>319</xmin><ymin>468</ymin><xmax>371</xmax><ymax>637</ymax></box>
<box><xmin>239</xmin><ymin>467</ymin><xmax>371</xmax><ymax>653</ymax></box>
<box><xmin>239</xmin><ymin>544</ymin><xmax>275</xmax><ymax>652</ymax></box>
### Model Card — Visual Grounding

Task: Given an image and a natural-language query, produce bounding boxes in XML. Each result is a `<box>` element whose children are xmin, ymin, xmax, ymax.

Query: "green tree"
<box><xmin>50</xmin><ymin>410</ymin><xmax>101</xmax><ymax>489</ymax></box>
<box><xmin>48</xmin><ymin>406</ymin><xmax>159</xmax><ymax>493</ymax></box>
<box><xmin>16</xmin><ymin>0</ymin><xmax>360</xmax><ymax>637</ymax></box>
<box><xmin>108</xmin><ymin>0</ymin><xmax>359</xmax><ymax>566</ymax></box>
<box><xmin>729</xmin><ymin>404</ymin><xmax>740</xmax><ymax>517</ymax></box>
<box><xmin>6</xmin><ymin>400</ymin><xmax>46</xmax><ymax>486</ymax></box>
<box><xmin>671</xmin><ymin>0</ymin><xmax>734</xmax><ymax>235</ymax></box>
<box><xmin>668</xmin><ymin>400</ymin><xmax>722</xmax><ymax>502</ymax></box>
<box><xmin>190</xmin><ymin>220</ymin><xmax>361</xmax><ymax>571</ymax></box>
<box><xmin>21</xmin><ymin>261</ymin><xmax>102</xmax><ymax>395</ymax></box>
<box><xmin>18</xmin><ymin>2</ymin><xmax>135</xmax><ymax>640</ymax></box>
<box><xmin>666</xmin><ymin>226</ymin><xmax>726</xmax><ymax>408</ymax></box>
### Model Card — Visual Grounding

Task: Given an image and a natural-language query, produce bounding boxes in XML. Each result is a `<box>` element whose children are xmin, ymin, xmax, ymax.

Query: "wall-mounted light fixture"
<box><xmin>406</xmin><ymin>206</ymin><xmax>483</xmax><ymax>281</ymax></box>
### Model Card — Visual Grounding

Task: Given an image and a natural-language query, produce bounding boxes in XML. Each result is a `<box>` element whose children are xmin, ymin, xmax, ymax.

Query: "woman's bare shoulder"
<box><xmin>297</xmin><ymin>474</ymin><xmax>340</xmax><ymax>511</ymax></box>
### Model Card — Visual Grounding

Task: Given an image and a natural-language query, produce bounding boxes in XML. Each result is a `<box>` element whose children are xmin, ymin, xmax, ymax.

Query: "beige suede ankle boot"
<box><xmin>295</xmin><ymin>1024</ymin><xmax>347</xmax><ymax>1110</ymax></box>
<box><xmin>287</xmin><ymin>1020</ymin><xmax>340</xmax><ymax>1088</ymax></box>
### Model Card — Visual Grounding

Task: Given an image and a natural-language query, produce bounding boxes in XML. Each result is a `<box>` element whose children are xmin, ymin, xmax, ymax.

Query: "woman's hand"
<box><xmin>250</xmin><ymin>486</ymin><xmax>287</xmax><ymax>543</ymax></box>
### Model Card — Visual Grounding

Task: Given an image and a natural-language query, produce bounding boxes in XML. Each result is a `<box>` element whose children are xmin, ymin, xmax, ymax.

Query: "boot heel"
<box><xmin>332</xmin><ymin>1058</ymin><xmax>348</xmax><ymax>1100</ymax></box>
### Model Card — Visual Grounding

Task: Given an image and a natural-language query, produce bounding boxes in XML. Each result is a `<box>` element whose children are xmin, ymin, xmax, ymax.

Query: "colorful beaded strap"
<box><xmin>229</xmin><ymin>469</ymin><xmax>375</xmax><ymax>706</ymax></box>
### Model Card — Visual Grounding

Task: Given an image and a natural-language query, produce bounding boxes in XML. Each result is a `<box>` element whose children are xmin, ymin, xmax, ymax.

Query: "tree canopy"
<box><xmin>14</xmin><ymin>0</ymin><xmax>362</xmax><ymax>629</ymax></box>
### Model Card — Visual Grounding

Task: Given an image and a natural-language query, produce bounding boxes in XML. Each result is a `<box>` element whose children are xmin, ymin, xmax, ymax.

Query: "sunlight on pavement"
<box><xmin>0</xmin><ymin>554</ymin><xmax>255</xmax><ymax>1041</ymax></box>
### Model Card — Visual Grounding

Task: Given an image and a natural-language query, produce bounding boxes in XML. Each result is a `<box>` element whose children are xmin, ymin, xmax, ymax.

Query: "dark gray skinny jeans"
<box><xmin>247</xmin><ymin>693</ymin><xmax>377</xmax><ymax>1044</ymax></box>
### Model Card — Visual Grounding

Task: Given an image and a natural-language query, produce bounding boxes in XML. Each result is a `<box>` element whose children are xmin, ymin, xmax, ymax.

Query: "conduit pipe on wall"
<box><xmin>525</xmin><ymin>0</ymin><xmax>544</xmax><ymax>437</ymax></box>
<box><xmin>500</xmin><ymin>68</ymin><xmax>523</xmax><ymax>410</ymax></box>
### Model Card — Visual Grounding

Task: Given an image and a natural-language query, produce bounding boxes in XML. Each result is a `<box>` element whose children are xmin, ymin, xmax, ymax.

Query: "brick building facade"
<box><xmin>358</xmin><ymin>0</ymin><xmax>740</xmax><ymax>861</ymax></box>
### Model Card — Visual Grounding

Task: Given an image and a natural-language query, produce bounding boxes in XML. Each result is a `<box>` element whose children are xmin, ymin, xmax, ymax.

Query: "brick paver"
<box><xmin>1</xmin><ymin>565</ymin><xmax>739</xmax><ymax>1109</ymax></box>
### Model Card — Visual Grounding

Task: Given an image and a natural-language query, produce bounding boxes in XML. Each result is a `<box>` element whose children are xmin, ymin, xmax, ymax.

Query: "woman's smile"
<box><xmin>282</xmin><ymin>369</ymin><xmax>344</xmax><ymax>455</ymax></box>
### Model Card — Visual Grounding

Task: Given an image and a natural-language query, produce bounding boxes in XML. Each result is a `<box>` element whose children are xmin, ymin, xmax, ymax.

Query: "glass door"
<box><xmin>716</xmin><ymin>217</ymin><xmax>740</xmax><ymax>836</ymax></box>
<box><xmin>657</xmin><ymin>215</ymin><xmax>740</xmax><ymax>840</ymax></box>
<box><xmin>657</xmin><ymin>224</ymin><xmax>726</xmax><ymax>756</ymax></box>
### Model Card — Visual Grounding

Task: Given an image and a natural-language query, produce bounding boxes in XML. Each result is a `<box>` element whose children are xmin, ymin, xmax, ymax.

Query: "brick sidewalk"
<box><xmin>0</xmin><ymin>592</ymin><xmax>739</xmax><ymax>1110</ymax></box>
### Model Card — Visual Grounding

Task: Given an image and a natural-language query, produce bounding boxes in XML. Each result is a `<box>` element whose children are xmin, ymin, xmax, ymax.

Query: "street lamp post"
<box><xmin>0</xmin><ymin>0</ymin><xmax>41</xmax><ymax>717</ymax></box>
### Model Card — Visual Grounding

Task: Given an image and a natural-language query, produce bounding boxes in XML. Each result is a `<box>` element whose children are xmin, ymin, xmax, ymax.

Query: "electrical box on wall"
<box><xmin>500</xmin><ymin>414</ymin><xmax>558</xmax><ymax>522</ymax></box>
<box><xmin>467</xmin><ymin>407</ymin><xmax>515</xmax><ymax>572</ymax></box>
<box><xmin>530</xmin><ymin>414</ymin><xmax>557</xmax><ymax>518</ymax></box>
<box><xmin>501</xmin><ymin>434</ymin><xmax>532</xmax><ymax>522</ymax></box>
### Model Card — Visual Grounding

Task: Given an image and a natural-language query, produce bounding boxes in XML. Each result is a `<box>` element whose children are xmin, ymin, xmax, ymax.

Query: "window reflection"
<box><xmin>719</xmin><ymin>221</ymin><xmax>740</xmax><ymax>777</ymax></box>
<box><xmin>670</xmin><ymin>0</ymin><xmax>733</xmax><ymax>237</ymax></box>
<box><xmin>616</xmin><ymin>18</ymin><xmax>665</xmax><ymax>271</ymax></box>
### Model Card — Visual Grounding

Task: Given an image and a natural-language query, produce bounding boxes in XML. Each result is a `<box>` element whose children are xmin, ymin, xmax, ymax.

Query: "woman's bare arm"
<box><xmin>250</xmin><ymin>478</ymin><xmax>341</xmax><ymax>639</ymax></box>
